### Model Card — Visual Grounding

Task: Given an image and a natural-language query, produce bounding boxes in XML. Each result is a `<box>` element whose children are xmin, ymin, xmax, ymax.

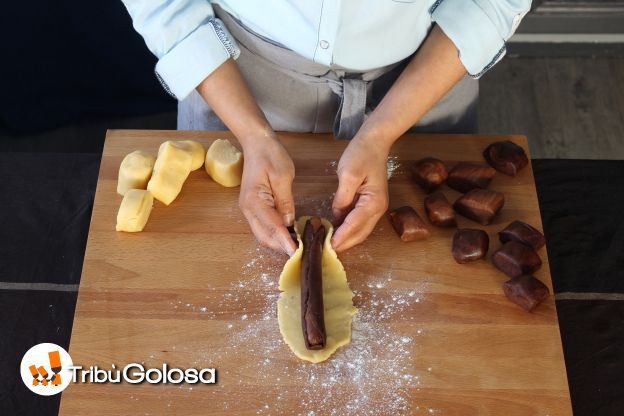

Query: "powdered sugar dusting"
<box><xmin>162</xmin><ymin>217</ymin><xmax>429</xmax><ymax>414</ymax></box>
<box><xmin>294</xmin><ymin>193</ymin><xmax>335</xmax><ymax>220</ymax></box>
<box><xmin>325</xmin><ymin>160</ymin><xmax>338</xmax><ymax>175</ymax></box>
<box><xmin>387</xmin><ymin>155</ymin><xmax>401</xmax><ymax>180</ymax></box>
<box><xmin>323</xmin><ymin>156</ymin><xmax>401</xmax><ymax>180</ymax></box>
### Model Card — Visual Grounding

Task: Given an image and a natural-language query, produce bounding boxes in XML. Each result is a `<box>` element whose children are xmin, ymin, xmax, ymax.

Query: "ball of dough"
<box><xmin>205</xmin><ymin>139</ymin><xmax>244</xmax><ymax>187</ymax></box>
<box><xmin>116</xmin><ymin>189</ymin><xmax>154</xmax><ymax>232</ymax></box>
<box><xmin>147</xmin><ymin>141</ymin><xmax>193</xmax><ymax>205</ymax></box>
<box><xmin>160</xmin><ymin>140</ymin><xmax>205</xmax><ymax>171</ymax></box>
<box><xmin>117</xmin><ymin>150</ymin><xmax>156</xmax><ymax>196</ymax></box>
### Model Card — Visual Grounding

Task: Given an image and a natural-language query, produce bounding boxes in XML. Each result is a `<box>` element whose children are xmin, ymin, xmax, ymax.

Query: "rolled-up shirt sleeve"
<box><xmin>121</xmin><ymin>0</ymin><xmax>240</xmax><ymax>100</ymax></box>
<box><xmin>431</xmin><ymin>0</ymin><xmax>531</xmax><ymax>78</ymax></box>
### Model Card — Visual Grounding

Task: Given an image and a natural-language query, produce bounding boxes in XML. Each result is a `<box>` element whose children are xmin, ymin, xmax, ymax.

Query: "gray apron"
<box><xmin>178</xmin><ymin>6</ymin><xmax>479</xmax><ymax>137</ymax></box>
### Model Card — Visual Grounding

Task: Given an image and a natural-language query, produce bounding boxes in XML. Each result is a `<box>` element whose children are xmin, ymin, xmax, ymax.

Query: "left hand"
<box><xmin>331</xmin><ymin>135</ymin><xmax>390</xmax><ymax>252</ymax></box>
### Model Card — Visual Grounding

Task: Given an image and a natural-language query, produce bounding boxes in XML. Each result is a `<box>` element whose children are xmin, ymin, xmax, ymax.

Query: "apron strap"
<box><xmin>214</xmin><ymin>3</ymin><xmax>402</xmax><ymax>139</ymax></box>
<box><xmin>332</xmin><ymin>78</ymin><xmax>368</xmax><ymax>140</ymax></box>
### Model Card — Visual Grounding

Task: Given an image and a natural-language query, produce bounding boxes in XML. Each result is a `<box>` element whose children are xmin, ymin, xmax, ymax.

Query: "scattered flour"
<box><xmin>157</xmin><ymin>206</ymin><xmax>434</xmax><ymax>415</ymax></box>
<box><xmin>324</xmin><ymin>156</ymin><xmax>401</xmax><ymax>180</ymax></box>
<box><xmin>386</xmin><ymin>155</ymin><xmax>401</xmax><ymax>180</ymax></box>
<box><xmin>325</xmin><ymin>160</ymin><xmax>338</xmax><ymax>175</ymax></box>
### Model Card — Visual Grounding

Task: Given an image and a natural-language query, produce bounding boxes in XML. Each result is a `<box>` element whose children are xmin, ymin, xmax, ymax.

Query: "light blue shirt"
<box><xmin>121</xmin><ymin>0</ymin><xmax>531</xmax><ymax>100</ymax></box>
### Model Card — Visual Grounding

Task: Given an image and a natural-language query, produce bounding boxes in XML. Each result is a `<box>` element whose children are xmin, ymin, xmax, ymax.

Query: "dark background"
<box><xmin>0</xmin><ymin>1</ymin><xmax>174</xmax><ymax>135</ymax></box>
<box><xmin>1</xmin><ymin>1</ymin><xmax>624</xmax><ymax>416</ymax></box>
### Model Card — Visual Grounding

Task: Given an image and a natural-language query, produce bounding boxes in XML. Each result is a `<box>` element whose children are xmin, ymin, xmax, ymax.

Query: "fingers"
<box><xmin>269</xmin><ymin>175</ymin><xmax>295</xmax><ymax>227</ymax></box>
<box><xmin>240</xmin><ymin>185</ymin><xmax>297</xmax><ymax>256</ymax></box>
<box><xmin>332</xmin><ymin>171</ymin><xmax>361</xmax><ymax>226</ymax></box>
<box><xmin>331</xmin><ymin>203</ymin><xmax>382</xmax><ymax>252</ymax></box>
<box><xmin>332</xmin><ymin>169</ymin><xmax>388</xmax><ymax>251</ymax></box>
<box><xmin>331</xmin><ymin>187</ymin><xmax>388</xmax><ymax>252</ymax></box>
<box><xmin>247</xmin><ymin>208</ymin><xmax>298</xmax><ymax>256</ymax></box>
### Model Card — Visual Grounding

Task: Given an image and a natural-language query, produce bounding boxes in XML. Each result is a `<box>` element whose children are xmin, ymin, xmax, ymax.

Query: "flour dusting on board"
<box><xmin>325</xmin><ymin>156</ymin><xmax>401</xmax><ymax>180</ymax></box>
<box><xmin>229</xmin><ymin>244</ymin><xmax>425</xmax><ymax>415</ymax></box>
<box><xmin>158</xmin><ymin>200</ymin><xmax>434</xmax><ymax>415</ymax></box>
<box><xmin>386</xmin><ymin>155</ymin><xmax>401</xmax><ymax>179</ymax></box>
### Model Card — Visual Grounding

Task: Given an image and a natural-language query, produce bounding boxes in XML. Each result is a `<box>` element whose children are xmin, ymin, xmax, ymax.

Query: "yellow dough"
<box><xmin>277</xmin><ymin>217</ymin><xmax>357</xmax><ymax>363</ymax></box>
<box><xmin>117</xmin><ymin>150</ymin><xmax>156</xmax><ymax>196</ymax></box>
<box><xmin>116</xmin><ymin>189</ymin><xmax>154</xmax><ymax>232</ymax></box>
<box><xmin>205</xmin><ymin>139</ymin><xmax>243</xmax><ymax>187</ymax></box>
<box><xmin>159</xmin><ymin>140</ymin><xmax>205</xmax><ymax>171</ymax></box>
<box><xmin>147</xmin><ymin>141</ymin><xmax>193</xmax><ymax>205</ymax></box>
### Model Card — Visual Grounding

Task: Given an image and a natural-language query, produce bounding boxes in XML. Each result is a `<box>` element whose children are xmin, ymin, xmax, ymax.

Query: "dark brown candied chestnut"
<box><xmin>503</xmin><ymin>275</ymin><xmax>550</xmax><ymax>312</ymax></box>
<box><xmin>424</xmin><ymin>192</ymin><xmax>457</xmax><ymax>227</ymax></box>
<box><xmin>483</xmin><ymin>140</ymin><xmax>529</xmax><ymax>176</ymax></box>
<box><xmin>300</xmin><ymin>217</ymin><xmax>327</xmax><ymax>349</ymax></box>
<box><xmin>446</xmin><ymin>162</ymin><xmax>496</xmax><ymax>193</ymax></box>
<box><xmin>491</xmin><ymin>241</ymin><xmax>542</xmax><ymax>278</ymax></box>
<box><xmin>410</xmin><ymin>157</ymin><xmax>448</xmax><ymax>193</ymax></box>
<box><xmin>453</xmin><ymin>189</ymin><xmax>505</xmax><ymax>225</ymax></box>
<box><xmin>452</xmin><ymin>229</ymin><xmax>489</xmax><ymax>264</ymax></box>
<box><xmin>388</xmin><ymin>206</ymin><xmax>430</xmax><ymax>242</ymax></box>
<box><xmin>499</xmin><ymin>220</ymin><xmax>545</xmax><ymax>250</ymax></box>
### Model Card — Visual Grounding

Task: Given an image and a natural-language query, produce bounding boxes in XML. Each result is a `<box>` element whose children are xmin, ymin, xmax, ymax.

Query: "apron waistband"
<box><xmin>214</xmin><ymin>4</ymin><xmax>402</xmax><ymax>139</ymax></box>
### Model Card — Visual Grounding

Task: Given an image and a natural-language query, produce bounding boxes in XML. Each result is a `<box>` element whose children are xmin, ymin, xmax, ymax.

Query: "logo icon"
<box><xmin>20</xmin><ymin>343</ymin><xmax>73</xmax><ymax>395</ymax></box>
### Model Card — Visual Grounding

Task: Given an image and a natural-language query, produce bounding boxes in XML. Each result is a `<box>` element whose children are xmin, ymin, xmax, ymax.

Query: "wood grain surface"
<box><xmin>59</xmin><ymin>130</ymin><xmax>572</xmax><ymax>415</ymax></box>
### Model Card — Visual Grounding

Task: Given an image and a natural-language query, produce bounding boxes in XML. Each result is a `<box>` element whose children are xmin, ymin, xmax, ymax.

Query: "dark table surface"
<box><xmin>1</xmin><ymin>138</ymin><xmax>623</xmax><ymax>416</ymax></box>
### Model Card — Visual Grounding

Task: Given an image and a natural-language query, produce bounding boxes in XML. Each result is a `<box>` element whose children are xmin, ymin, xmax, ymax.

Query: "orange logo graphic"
<box><xmin>28</xmin><ymin>350</ymin><xmax>63</xmax><ymax>387</ymax></box>
<box><xmin>20</xmin><ymin>343</ymin><xmax>73</xmax><ymax>395</ymax></box>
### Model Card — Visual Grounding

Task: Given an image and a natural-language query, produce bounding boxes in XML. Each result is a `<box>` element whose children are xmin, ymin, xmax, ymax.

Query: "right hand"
<box><xmin>239</xmin><ymin>134</ymin><xmax>298</xmax><ymax>256</ymax></box>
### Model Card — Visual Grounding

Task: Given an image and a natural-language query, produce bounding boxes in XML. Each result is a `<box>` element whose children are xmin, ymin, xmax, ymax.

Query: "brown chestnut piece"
<box><xmin>411</xmin><ymin>157</ymin><xmax>448</xmax><ymax>193</ymax></box>
<box><xmin>424</xmin><ymin>191</ymin><xmax>456</xmax><ymax>227</ymax></box>
<box><xmin>453</xmin><ymin>189</ymin><xmax>505</xmax><ymax>225</ymax></box>
<box><xmin>452</xmin><ymin>229</ymin><xmax>489</xmax><ymax>264</ymax></box>
<box><xmin>491</xmin><ymin>241</ymin><xmax>542</xmax><ymax>278</ymax></box>
<box><xmin>388</xmin><ymin>206</ymin><xmax>430</xmax><ymax>242</ymax></box>
<box><xmin>446</xmin><ymin>162</ymin><xmax>496</xmax><ymax>193</ymax></box>
<box><xmin>499</xmin><ymin>220</ymin><xmax>545</xmax><ymax>250</ymax></box>
<box><xmin>503</xmin><ymin>275</ymin><xmax>550</xmax><ymax>312</ymax></box>
<box><xmin>483</xmin><ymin>140</ymin><xmax>529</xmax><ymax>176</ymax></box>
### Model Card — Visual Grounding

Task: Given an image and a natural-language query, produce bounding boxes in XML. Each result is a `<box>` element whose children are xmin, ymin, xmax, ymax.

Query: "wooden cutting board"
<box><xmin>59</xmin><ymin>130</ymin><xmax>572</xmax><ymax>415</ymax></box>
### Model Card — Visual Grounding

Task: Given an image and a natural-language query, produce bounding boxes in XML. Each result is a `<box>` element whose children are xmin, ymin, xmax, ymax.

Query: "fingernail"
<box><xmin>282</xmin><ymin>237</ymin><xmax>296</xmax><ymax>257</ymax></box>
<box><xmin>283</xmin><ymin>213</ymin><xmax>294</xmax><ymax>226</ymax></box>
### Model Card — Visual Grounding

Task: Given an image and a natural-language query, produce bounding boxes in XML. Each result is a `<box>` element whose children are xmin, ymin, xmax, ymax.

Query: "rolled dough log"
<box><xmin>205</xmin><ymin>139</ymin><xmax>243</xmax><ymax>187</ymax></box>
<box><xmin>159</xmin><ymin>140</ymin><xmax>205</xmax><ymax>171</ymax></box>
<box><xmin>147</xmin><ymin>141</ymin><xmax>193</xmax><ymax>205</ymax></box>
<box><xmin>116</xmin><ymin>189</ymin><xmax>153</xmax><ymax>232</ymax></box>
<box><xmin>278</xmin><ymin>217</ymin><xmax>357</xmax><ymax>363</ymax></box>
<box><xmin>117</xmin><ymin>150</ymin><xmax>156</xmax><ymax>196</ymax></box>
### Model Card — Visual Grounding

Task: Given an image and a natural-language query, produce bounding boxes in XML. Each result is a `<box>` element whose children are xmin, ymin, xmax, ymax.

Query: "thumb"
<box><xmin>332</xmin><ymin>172</ymin><xmax>360</xmax><ymax>226</ymax></box>
<box><xmin>270</xmin><ymin>176</ymin><xmax>295</xmax><ymax>226</ymax></box>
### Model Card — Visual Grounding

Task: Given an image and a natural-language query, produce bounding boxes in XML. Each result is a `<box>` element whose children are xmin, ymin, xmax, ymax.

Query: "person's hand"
<box><xmin>331</xmin><ymin>136</ymin><xmax>390</xmax><ymax>252</ymax></box>
<box><xmin>239</xmin><ymin>134</ymin><xmax>298</xmax><ymax>256</ymax></box>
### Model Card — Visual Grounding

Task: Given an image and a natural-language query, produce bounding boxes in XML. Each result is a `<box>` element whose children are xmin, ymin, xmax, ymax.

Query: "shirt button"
<box><xmin>319</xmin><ymin>40</ymin><xmax>330</xmax><ymax>49</ymax></box>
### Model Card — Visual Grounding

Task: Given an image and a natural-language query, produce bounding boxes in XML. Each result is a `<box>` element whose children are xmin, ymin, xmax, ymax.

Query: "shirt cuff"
<box><xmin>155</xmin><ymin>18</ymin><xmax>241</xmax><ymax>100</ymax></box>
<box><xmin>431</xmin><ymin>0</ymin><xmax>506</xmax><ymax>78</ymax></box>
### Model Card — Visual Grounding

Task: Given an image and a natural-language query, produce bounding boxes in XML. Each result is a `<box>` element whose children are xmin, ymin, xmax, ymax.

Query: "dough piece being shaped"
<box><xmin>116</xmin><ymin>189</ymin><xmax>153</xmax><ymax>232</ymax></box>
<box><xmin>117</xmin><ymin>150</ymin><xmax>156</xmax><ymax>196</ymax></box>
<box><xmin>160</xmin><ymin>140</ymin><xmax>205</xmax><ymax>171</ymax></box>
<box><xmin>205</xmin><ymin>139</ymin><xmax>243</xmax><ymax>187</ymax></box>
<box><xmin>147</xmin><ymin>141</ymin><xmax>193</xmax><ymax>205</ymax></box>
<box><xmin>278</xmin><ymin>217</ymin><xmax>357</xmax><ymax>363</ymax></box>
